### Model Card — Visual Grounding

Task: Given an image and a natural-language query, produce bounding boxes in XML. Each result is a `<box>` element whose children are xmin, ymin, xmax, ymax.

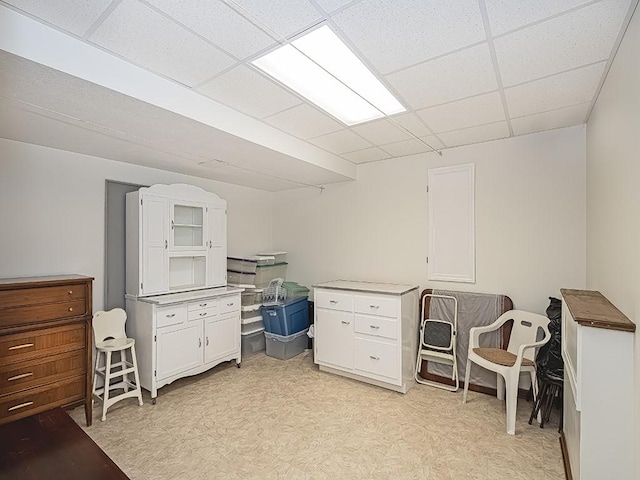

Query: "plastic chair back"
<box><xmin>93</xmin><ymin>308</ymin><xmax>127</xmax><ymax>344</ymax></box>
<box><xmin>505</xmin><ymin>311</ymin><xmax>550</xmax><ymax>361</ymax></box>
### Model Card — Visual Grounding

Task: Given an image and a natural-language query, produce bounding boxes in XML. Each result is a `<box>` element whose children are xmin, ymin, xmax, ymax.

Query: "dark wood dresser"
<box><xmin>0</xmin><ymin>275</ymin><xmax>93</xmax><ymax>426</ymax></box>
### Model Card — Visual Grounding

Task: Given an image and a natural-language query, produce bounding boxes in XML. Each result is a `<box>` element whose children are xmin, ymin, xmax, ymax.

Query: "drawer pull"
<box><xmin>199</xmin><ymin>338</ymin><xmax>202</xmax><ymax>348</ymax></box>
<box><xmin>227</xmin><ymin>302</ymin><xmax>234</xmax><ymax>307</ymax></box>
<box><xmin>199</xmin><ymin>312</ymin><xmax>207</xmax><ymax>317</ymax></box>
<box><xmin>369</xmin><ymin>325</ymin><xmax>380</xmax><ymax>329</ymax></box>
<box><xmin>68</xmin><ymin>307</ymin><xmax>74</xmax><ymax>312</ymax></box>
<box><xmin>206</xmin><ymin>337</ymin><xmax>209</xmax><ymax>346</ymax></box>
<box><xmin>341</xmin><ymin>320</ymin><xmax>350</xmax><ymax>325</ymax></box>
<box><xmin>369</xmin><ymin>355</ymin><xmax>380</xmax><ymax>360</ymax></box>
<box><xmin>8</xmin><ymin>401</ymin><xmax>34</xmax><ymax>412</ymax></box>
<box><xmin>166</xmin><ymin>314</ymin><xmax>176</xmax><ymax>318</ymax></box>
<box><xmin>329</xmin><ymin>300</ymin><xmax>338</xmax><ymax>304</ymax></box>
<box><xmin>8</xmin><ymin>372</ymin><xmax>34</xmax><ymax>381</ymax></box>
<box><xmin>199</xmin><ymin>303</ymin><xmax>208</xmax><ymax>307</ymax></box>
<box><xmin>8</xmin><ymin>343</ymin><xmax>34</xmax><ymax>351</ymax></box>
<box><xmin>369</xmin><ymin>305</ymin><xmax>380</xmax><ymax>309</ymax></box>
<box><xmin>68</xmin><ymin>290</ymin><xmax>73</xmax><ymax>295</ymax></box>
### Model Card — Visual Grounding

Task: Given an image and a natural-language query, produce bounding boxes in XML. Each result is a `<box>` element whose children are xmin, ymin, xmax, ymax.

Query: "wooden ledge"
<box><xmin>561</xmin><ymin>289</ymin><xmax>636</xmax><ymax>333</ymax></box>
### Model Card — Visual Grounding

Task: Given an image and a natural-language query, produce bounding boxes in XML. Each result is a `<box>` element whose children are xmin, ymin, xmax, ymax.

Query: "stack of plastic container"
<box><xmin>229</xmin><ymin>252</ymin><xmax>289</xmax><ymax>358</ymax></box>
<box><xmin>261</xmin><ymin>278</ymin><xmax>310</xmax><ymax>360</ymax></box>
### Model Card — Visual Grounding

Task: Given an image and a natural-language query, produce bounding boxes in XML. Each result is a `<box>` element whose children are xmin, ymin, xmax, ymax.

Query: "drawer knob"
<box><xmin>369</xmin><ymin>355</ymin><xmax>380</xmax><ymax>360</ymax></box>
<box><xmin>68</xmin><ymin>290</ymin><xmax>73</xmax><ymax>295</ymax></box>
<box><xmin>329</xmin><ymin>300</ymin><xmax>338</xmax><ymax>304</ymax></box>
<box><xmin>8</xmin><ymin>343</ymin><xmax>34</xmax><ymax>351</ymax></box>
<box><xmin>8</xmin><ymin>372</ymin><xmax>33</xmax><ymax>382</ymax></box>
<box><xmin>68</xmin><ymin>307</ymin><xmax>74</xmax><ymax>312</ymax></box>
<box><xmin>227</xmin><ymin>302</ymin><xmax>234</xmax><ymax>307</ymax></box>
<box><xmin>199</xmin><ymin>312</ymin><xmax>207</xmax><ymax>317</ymax></box>
<box><xmin>341</xmin><ymin>320</ymin><xmax>350</xmax><ymax>325</ymax></box>
<box><xmin>166</xmin><ymin>314</ymin><xmax>176</xmax><ymax>318</ymax></box>
<box><xmin>199</xmin><ymin>303</ymin><xmax>208</xmax><ymax>307</ymax></box>
<box><xmin>369</xmin><ymin>305</ymin><xmax>380</xmax><ymax>309</ymax></box>
<box><xmin>8</xmin><ymin>401</ymin><xmax>34</xmax><ymax>412</ymax></box>
<box><xmin>369</xmin><ymin>325</ymin><xmax>380</xmax><ymax>329</ymax></box>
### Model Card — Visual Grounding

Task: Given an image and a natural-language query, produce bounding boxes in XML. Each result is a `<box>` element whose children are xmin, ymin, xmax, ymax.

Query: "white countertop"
<box><xmin>127</xmin><ymin>286</ymin><xmax>243</xmax><ymax>305</ymax></box>
<box><xmin>313</xmin><ymin>280</ymin><xmax>418</xmax><ymax>296</ymax></box>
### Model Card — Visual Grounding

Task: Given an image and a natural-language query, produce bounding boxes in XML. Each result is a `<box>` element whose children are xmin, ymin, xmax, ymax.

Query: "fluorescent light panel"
<box><xmin>252</xmin><ymin>26</ymin><xmax>405</xmax><ymax>125</ymax></box>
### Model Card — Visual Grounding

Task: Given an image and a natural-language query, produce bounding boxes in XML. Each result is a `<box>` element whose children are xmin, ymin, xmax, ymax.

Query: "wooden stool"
<box><xmin>528</xmin><ymin>373</ymin><xmax>563</xmax><ymax>432</ymax></box>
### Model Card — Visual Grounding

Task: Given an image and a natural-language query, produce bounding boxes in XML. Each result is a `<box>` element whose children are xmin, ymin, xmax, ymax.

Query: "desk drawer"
<box><xmin>0</xmin><ymin>284</ymin><xmax>86</xmax><ymax>310</ymax></box>
<box><xmin>0</xmin><ymin>323</ymin><xmax>85</xmax><ymax>364</ymax></box>
<box><xmin>354</xmin><ymin>295</ymin><xmax>398</xmax><ymax>318</ymax></box>
<box><xmin>315</xmin><ymin>290</ymin><xmax>353</xmax><ymax>312</ymax></box>
<box><xmin>0</xmin><ymin>375</ymin><xmax>85</xmax><ymax>424</ymax></box>
<box><xmin>0</xmin><ymin>350</ymin><xmax>86</xmax><ymax>396</ymax></box>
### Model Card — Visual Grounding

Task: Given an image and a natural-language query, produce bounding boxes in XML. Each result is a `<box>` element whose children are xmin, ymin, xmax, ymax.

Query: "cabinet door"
<box><xmin>315</xmin><ymin>308</ymin><xmax>354</xmax><ymax>370</ymax></box>
<box><xmin>207</xmin><ymin>206</ymin><xmax>227</xmax><ymax>287</ymax></box>
<box><xmin>141</xmin><ymin>195</ymin><xmax>169</xmax><ymax>295</ymax></box>
<box><xmin>204</xmin><ymin>314</ymin><xmax>239</xmax><ymax>364</ymax></box>
<box><xmin>157</xmin><ymin>322</ymin><xmax>202</xmax><ymax>380</ymax></box>
<box><xmin>170</xmin><ymin>202</ymin><xmax>206</xmax><ymax>250</ymax></box>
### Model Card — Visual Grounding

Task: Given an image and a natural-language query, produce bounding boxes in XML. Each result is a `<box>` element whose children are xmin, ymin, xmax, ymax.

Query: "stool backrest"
<box><xmin>93</xmin><ymin>308</ymin><xmax>127</xmax><ymax>343</ymax></box>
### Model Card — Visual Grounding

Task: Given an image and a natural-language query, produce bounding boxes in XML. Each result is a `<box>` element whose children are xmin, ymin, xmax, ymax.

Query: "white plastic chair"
<box><xmin>462</xmin><ymin>310</ymin><xmax>550</xmax><ymax>435</ymax></box>
<box><xmin>414</xmin><ymin>294</ymin><xmax>459</xmax><ymax>392</ymax></box>
<box><xmin>92</xmin><ymin>308</ymin><xmax>143</xmax><ymax>421</ymax></box>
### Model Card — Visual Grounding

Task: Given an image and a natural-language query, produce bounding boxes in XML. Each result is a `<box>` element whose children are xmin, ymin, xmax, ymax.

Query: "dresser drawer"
<box><xmin>0</xmin><ymin>284</ymin><xmax>86</xmax><ymax>309</ymax></box>
<box><xmin>0</xmin><ymin>323</ymin><xmax>85</xmax><ymax>365</ymax></box>
<box><xmin>0</xmin><ymin>350</ymin><xmax>86</xmax><ymax>396</ymax></box>
<box><xmin>188</xmin><ymin>306</ymin><xmax>217</xmax><ymax>321</ymax></box>
<box><xmin>354</xmin><ymin>337</ymin><xmax>399</xmax><ymax>381</ymax></box>
<box><xmin>315</xmin><ymin>290</ymin><xmax>354</xmax><ymax>312</ymax></box>
<box><xmin>354</xmin><ymin>295</ymin><xmax>398</xmax><ymax>318</ymax></box>
<box><xmin>0</xmin><ymin>299</ymin><xmax>88</xmax><ymax>328</ymax></box>
<box><xmin>220</xmin><ymin>296</ymin><xmax>240</xmax><ymax>314</ymax></box>
<box><xmin>354</xmin><ymin>314</ymin><xmax>397</xmax><ymax>340</ymax></box>
<box><xmin>156</xmin><ymin>304</ymin><xmax>187</xmax><ymax>328</ymax></box>
<box><xmin>0</xmin><ymin>375</ymin><xmax>85</xmax><ymax>424</ymax></box>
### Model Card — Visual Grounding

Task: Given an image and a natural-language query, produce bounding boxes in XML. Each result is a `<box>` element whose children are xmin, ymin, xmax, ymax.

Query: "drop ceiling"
<box><xmin>0</xmin><ymin>0</ymin><xmax>637</xmax><ymax>191</ymax></box>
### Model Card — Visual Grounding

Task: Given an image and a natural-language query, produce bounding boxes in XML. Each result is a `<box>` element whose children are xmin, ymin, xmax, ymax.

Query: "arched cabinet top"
<box><xmin>139</xmin><ymin>183</ymin><xmax>226</xmax><ymax>206</ymax></box>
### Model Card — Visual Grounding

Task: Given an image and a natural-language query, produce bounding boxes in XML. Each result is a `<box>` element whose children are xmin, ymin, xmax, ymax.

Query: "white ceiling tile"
<box><xmin>417</xmin><ymin>92</ymin><xmax>505</xmax><ymax>133</ymax></box>
<box><xmin>350</xmin><ymin>118</ymin><xmax>412</xmax><ymax>144</ymax></box>
<box><xmin>331</xmin><ymin>0</ymin><xmax>485</xmax><ymax>74</ymax></box>
<box><xmin>145</xmin><ymin>0</ymin><xmax>275</xmax><ymax>59</ymax></box>
<box><xmin>230</xmin><ymin>0</ymin><xmax>322</xmax><ymax>38</ymax></box>
<box><xmin>89</xmin><ymin>0</ymin><xmax>235</xmax><ymax>86</ymax></box>
<box><xmin>505</xmin><ymin>62</ymin><xmax>605</xmax><ymax>118</ymax></box>
<box><xmin>485</xmin><ymin>0</ymin><xmax>594</xmax><ymax>36</ymax></box>
<box><xmin>308</xmin><ymin>129</ymin><xmax>372</xmax><ymax>154</ymax></box>
<box><xmin>3</xmin><ymin>0</ymin><xmax>112</xmax><ymax>36</ymax></box>
<box><xmin>387</xmin><ymin>44</ymin><xmax>498</xmax><ymax>109</ymax></box>
<box><xmin>196</xmin><ymin>66</ymin><xmax>302</xmax><ymax>119</ymax></box>
<box><xmin>264</xmin><ymin>104</ymin><xmax>343</xmax><ymax>139</ymax></box>
<box><xmin>342</xmin><ymin>147</ymin><xmax>390</xmax><ymax>163</ymax></box>
<box><xmin>380</xmin><ymin>137</ymin><xmax>442</xmax><ymax>157</ymax></box>
<box><xmin>511</xmin><ymin>103</ymin><xmax>589</xmax><ymax>136</ymax></box>
<box><xmin>314</xmin><ymin>0</ymin><xmax>354</xmax><ymax>13</ymax></box>
<box><xmin>389</xmin><ymin>113</ymin><xmax>432</xmax><ymax>137</ymax></box>
<box><xmin>494</xmin><ymin>0</ymin><xmax>632</xmax><ymax>86</ymax></box>
<box><xmin>438</xmin><ymin>122</ymin><xmax>509</xmax><ymax>148</ymax></box>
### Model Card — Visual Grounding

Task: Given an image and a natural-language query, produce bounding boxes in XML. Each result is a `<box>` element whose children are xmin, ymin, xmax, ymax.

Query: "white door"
<box><xmin>157</xmin><ymin>322</ymin><xmax>202</xmax><ymax>380</ymax></box>
<box><xmin>207</xmin><ymin>206</ymin><xmax>227</xmax><ymax>287</ymax></box>
<box><xmin>315</xmin><ymin>309</ymin><xmax>354</xmax><ymax>370</ymax></box>
<box><xmin>204</xmin><ymin>314</ymin><xmax>238</xmax><ymax>364</ymax></box>
<box><xmin>141</xmin><ymin>195</ymin><xmax>168</xmax><ymax>295</ymax></box>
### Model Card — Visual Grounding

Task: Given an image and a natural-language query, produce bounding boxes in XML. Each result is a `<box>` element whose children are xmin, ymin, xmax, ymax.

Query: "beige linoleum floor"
<box><xmin>69</xmin><ymin>351</ymin><xmax>564</xmax><ymax>480</ymax></box>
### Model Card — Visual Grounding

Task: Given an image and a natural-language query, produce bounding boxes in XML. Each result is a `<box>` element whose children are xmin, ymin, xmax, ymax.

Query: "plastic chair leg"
<box><xmin>462</xmin><ymin>359</ymin><xmax>472</xmax><ymax>404</ymax></box>
<box><xmin>505</xmin><ymin>373</ymin><xmax>519</xmax><ymax>435</ymax></box>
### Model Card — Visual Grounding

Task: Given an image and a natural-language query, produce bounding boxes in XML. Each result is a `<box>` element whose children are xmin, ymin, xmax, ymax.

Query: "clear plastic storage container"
<box><xmin>265</xmin><ymin>328</ymin><xmax>309</xmax><ymax>360</ymax></box>
<box><xmin>241</xmin><ymin>328</ymin><xmax>265</xmax><ymax>357</ymax></box>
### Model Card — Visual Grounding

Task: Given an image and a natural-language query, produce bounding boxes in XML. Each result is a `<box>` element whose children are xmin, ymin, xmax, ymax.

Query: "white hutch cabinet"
<box><xmin>126</xmin><ymin>183</ymin><xmax>227</xmax><ymax>297</ymax></box>
<box><xmin>314</xmin><ymin>281</ymin><xmax>419</xmax><ymax>393</ymax></box>
<box><xmin>125</xmin><ymin>184</ymin><xmax>239</xmax><ymax>403</ymax></box>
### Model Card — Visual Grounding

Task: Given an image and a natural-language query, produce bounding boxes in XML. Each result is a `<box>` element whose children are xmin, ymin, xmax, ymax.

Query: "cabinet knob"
<box><xmin>199</xmin><ymin>303</ymin><xmax>208</xmax><ymax>307</ymax></box>
<box><xmin>166</xmin><ymin>314</ymin><xmax>176</xmax><ymax>318</ymax></box>
<box><xmin>68</xmin><ymin>307</ymin><xmax>74</xmax><ymax>312</ymax></box>
<box><xmin>68</xmin><ymin>290</ymin><xmax>73</xmax><ymax>295</ymax></box>
<box><xmin>329</xmin><ymin>300</ymin><xmax>338</xmax><ymax>304</ymax></box>
<box><xmin>199</xmin><ymin>312</ymin><xmax>207</xmax><ymax>317</ymax></box>
<box><xmin>369</xmin><ymin>305</ymin><xmax>380</xmax><ymax>309</ymax></box>
<box><xmin>369</xmin><ymin>355</ymin><xmax>380</xmax><ymax>361</ymax></box>
<box><xmin>341</xmin><ymin>320</ymin><xmax>350</xmax><ymax>325</ymax></box>
<box><xmin>199</xmin><ymin>338</ymin><xmax>202</xmax><ymax>348</ymax></box>
<box><xmin>206</xmin><ymin>337</ymin><xmax>209</xmax><ymax>346</ymax></box>
<box><xmin>227</xmin><ymin>302</ymin><xmax>234</xmax><ymax>307</ymax></box>
<box><xmin>369</xmin><ymin>325</ymin><xmax>380</xmax><ymax>329</ymax></box>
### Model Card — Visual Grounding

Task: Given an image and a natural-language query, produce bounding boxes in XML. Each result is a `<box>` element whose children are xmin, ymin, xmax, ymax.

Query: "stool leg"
<box><xmin>102</xmin><ymin>351</ymin><xmax>112</xmax><ymax>422</ymax></box>
<box><xmin>122</xmin><ymin>351</ymin><xmax>130</xmax><ymax>393</ymax></box>
<box><xmin>92</xmin><ymin>351</ymin><xmax>101</xmax><ymax>401</ymax></box>
<box><xmin>130</xmin><ymin>344</ymin><xmax>144</xmax><ymax>407</ymax></box>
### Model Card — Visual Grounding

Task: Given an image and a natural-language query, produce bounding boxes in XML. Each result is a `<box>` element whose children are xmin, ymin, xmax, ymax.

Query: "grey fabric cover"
<box><xmin>427</xmin><ymin>290</ymin><xmax>505</xmax><ymax>389</ymax></box>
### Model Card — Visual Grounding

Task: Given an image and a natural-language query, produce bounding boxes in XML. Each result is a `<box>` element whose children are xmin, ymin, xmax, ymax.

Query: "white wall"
<box><xmin>0</xmin><ymin>138</ymin><xmax>274</xmax><ymax>310</ymax></box>
<box><xmin>273</xmin><ymin>126</ymin><xmax>587</xmax><ymax>314</ymax></box>
<box><xmin>586</xmin><ymin>5</ymin><xmax>640</xmax><ymax>475</ymax></box>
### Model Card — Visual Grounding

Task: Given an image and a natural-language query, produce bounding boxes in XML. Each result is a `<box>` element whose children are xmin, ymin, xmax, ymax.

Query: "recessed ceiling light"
<box><xmin>252</xmin><ymin>25</ymin><xmax>405</xmax><ymax>126</ymax></box>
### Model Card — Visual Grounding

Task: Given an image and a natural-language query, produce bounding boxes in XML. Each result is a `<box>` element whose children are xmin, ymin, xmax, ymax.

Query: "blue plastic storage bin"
<box><xmin>261</xmin><ymin>297</ymin><xmax>309</xmax><ymax>336</ymax></box>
